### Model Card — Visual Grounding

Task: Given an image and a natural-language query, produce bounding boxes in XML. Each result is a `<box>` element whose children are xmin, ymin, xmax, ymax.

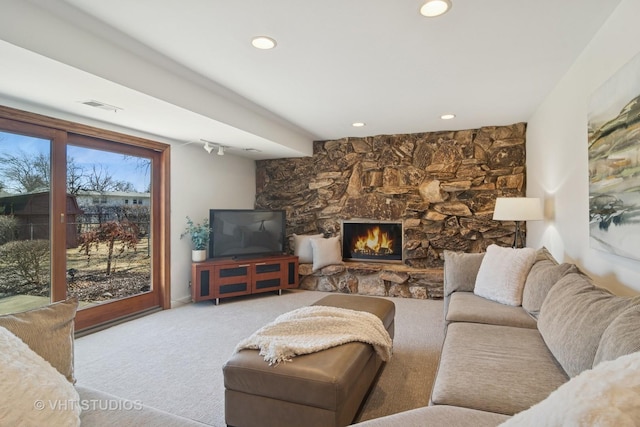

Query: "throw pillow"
<box><xmin>500</xmin><ymin>351</ymin><xmax>640</xmax><ymax>427</ymax></box>
<box><xmin>593</xmin><ymin>303</ymin><xmax>640</xmax><ymax>367</ymax></box>
<box><xmin>310</xmin><ymin>236</ymin><xmax>342</xmax><ymax>271</ymax></box>
<box><xmin>0</xmin><ymin>326</ymin><xmax>81</xmax><ymax>426</ymax></box>
<box><xmin>0</xmin><ymin>298</ymin><xmax>78</xmax><ymax>383</ymax></box>
<box><xmin>443</xmin><ymin>250</ymin><xmax>485</xmax><ymax>297</ymax></box>
<box><xmin>538</xmin><ymin>272</ymin><xmax>634</xmax><ymax>378</ymax></box>
<box><xmin>292</xmin><ymin>233</ymin><xmax>323</xmax><ymax>263</ymax></box>
<box><xmin>473</xmin><ymin>244</ymin><xmax>536</xmax><ymax>306</ymax></box>
<box><xmin>522</xmin><ymin>261</ymin><xmax>576</xmax><ymax>318</ymax></box>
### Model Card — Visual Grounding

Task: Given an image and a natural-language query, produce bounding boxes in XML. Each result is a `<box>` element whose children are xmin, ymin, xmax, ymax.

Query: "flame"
<box><xmin>353</xmin><ymin>226</ymin><xmax>393</xmax><ymax>254</ymax></box>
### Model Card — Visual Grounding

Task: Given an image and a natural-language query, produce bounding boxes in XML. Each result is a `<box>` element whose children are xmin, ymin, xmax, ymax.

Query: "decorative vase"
<box><xmin>192</xmin><ymin>249</ymin><xmax>206</xmax><ymax>262</ymax></box>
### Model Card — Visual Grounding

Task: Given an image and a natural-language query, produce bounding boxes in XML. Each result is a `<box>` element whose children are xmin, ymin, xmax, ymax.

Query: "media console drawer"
<box><xmin>191</xmin><ymin>255</ymin><xmax>299</xmax><ymax>304</ymax></box>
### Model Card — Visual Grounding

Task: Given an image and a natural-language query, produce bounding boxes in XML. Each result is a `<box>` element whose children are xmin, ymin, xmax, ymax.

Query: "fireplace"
<box><xmin>341</xmin><ymin>220</ymin><xmax>403</xmax><ymax>263</ymax></box>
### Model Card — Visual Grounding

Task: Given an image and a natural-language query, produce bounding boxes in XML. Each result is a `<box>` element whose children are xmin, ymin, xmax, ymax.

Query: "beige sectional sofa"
<box><xmin>355</xmin><ymin>246</ymin><xmax>640</xmax><ymax>426</ymax></box>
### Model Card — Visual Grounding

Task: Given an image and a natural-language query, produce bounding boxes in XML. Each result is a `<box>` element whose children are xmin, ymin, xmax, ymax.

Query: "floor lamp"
<box><xmin>493</xmin><ymin>197</ymin><xmax>543</xmax><ymax>248</ymax></box>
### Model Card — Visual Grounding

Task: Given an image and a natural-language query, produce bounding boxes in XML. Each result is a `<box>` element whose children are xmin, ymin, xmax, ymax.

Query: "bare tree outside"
<box><xmin>86</xmin><ymin>164</ymin><xmax>115</xmax><ymax>192</ymax></box>
<box><xmin>66</xmin><ymin>156</ymin><xmax>86</xmax><ymax>195</ymax></box>
<box><xmin>0</xmin><ymin>150</ymin><xmax>50</xmax><ymax>193</ymax></box>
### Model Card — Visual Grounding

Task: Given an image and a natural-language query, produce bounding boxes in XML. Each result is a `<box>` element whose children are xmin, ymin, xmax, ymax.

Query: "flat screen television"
<box><xmin>209</xmin><ymin>209</ymin><xmax>286</xmax><ymax>259</ymax></box>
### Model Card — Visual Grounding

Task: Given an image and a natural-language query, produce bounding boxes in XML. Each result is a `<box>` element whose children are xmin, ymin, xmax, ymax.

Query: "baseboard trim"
<box><xmin>75</xmin><ymin>306</ymin><xmax>162</xmax><ymax>338</ymax></box>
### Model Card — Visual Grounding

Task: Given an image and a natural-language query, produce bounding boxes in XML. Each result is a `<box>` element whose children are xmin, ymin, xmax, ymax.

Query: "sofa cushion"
<box><xmin>532</xmin><ymin>246</ymin><xmax>558</xmax><ymax>264</ymax></box>
<box><xmin>444</xmin><ymin>250</ymin><xmax>485</xmax><ymax>297</ymax></box>
<box><xmin>0</xmin><ymin>298</ymin><xmax>78</xmax><ymax>383</ymax></box>
<box><xmin>474</xmin><ymin>245</ymin><xmax>536</xmax><ymax>306</ymax></box>
<box><xmin>443</xmin><ymin>250</ymin><xmax>485</xmax><ymax>321</ymax></box>
<box><xmin>593</xmin><ymin>303</ymin><xmax>640</xmax><ymax>367</ymax></box>
<box><xmin>538</xmin><ymin>272</ymin><xmax>634</xmax><ymax>378</ymax></box>
<box><xmin>522</xmin><ymin>260</ymin><xmax>576</xmax><ymax>318</ymax></box>
<box><xmin>431</xmin><ymin>322</ymin><xmax>568</xmax><ymax>415</ymax></box>
<box><xmin>352</xmin><ymin>405</ymin><xmax>510</xmax><ymax>427</ymax></box>
<box><xmin>500</xmin><ymin>351</ymin><xmax>640</xmax><ymax>427</ymax></box>
<box><xmin>0</xmin><ymin>326</ymin><xmax>80</xmax><ymax>427</ymax></box>
<box><xmin>446</xmin><ymin>292</ymin><xmax>537</xmax><ymax>328</ymax></box>
<box><xmin>292</xmin><ymin>233</ymin><xmax>324</xmax><ymax>263</ymax></box>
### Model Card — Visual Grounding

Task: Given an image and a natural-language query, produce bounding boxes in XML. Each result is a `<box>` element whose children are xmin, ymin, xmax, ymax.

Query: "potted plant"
<box><xmin>181</xmin><ymin>216</ymin><xmax>212</xmax><ymax>262</ymax></box>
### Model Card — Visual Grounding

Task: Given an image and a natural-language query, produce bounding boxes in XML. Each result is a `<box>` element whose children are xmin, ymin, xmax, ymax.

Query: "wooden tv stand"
<box><xmin>191</xmin><ymin>254</ymin><xmax>299</xmax><ymax>304</ymax></box>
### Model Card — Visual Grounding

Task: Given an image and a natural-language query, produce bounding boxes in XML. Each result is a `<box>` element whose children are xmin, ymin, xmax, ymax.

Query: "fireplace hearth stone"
<box><xmin>299</xmin><ymin>261</ymin><xmax>443</xmax><ymax>299</ymax></box>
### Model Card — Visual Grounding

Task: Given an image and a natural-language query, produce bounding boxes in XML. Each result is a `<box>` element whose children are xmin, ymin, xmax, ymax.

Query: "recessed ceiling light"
<box><xmin>420</xmin><ymin>0</ymin><xmax>452</xmax><ymax>17</ymax></box>
<box><xmin>251</xmin><ymin>36</ymin><xmax>277</xmax><ymax>50</ymax></box>
<box><xmin>440</xmin><ymin>113</ymin><xmax>456</xmax><ymax>120</ymax></box>
<box><xmin>352</xmin><ymin>122</ymin><xmax>366</xmax><ymax>127</ymax></box>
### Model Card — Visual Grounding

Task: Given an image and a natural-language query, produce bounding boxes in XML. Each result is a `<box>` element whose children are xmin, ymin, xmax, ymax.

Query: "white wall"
<box><xmin>170</xmin><ymin>144</ymin><xmax>256</xmax><ymax>305</ymax></box>
<box><xmin>526</xmin><ymin>0</ymin><xmax>640</xmax><ymax>295</ymax></box>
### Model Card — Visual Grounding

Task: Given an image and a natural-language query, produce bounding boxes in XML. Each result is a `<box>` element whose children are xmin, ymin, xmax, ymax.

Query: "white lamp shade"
<box><xmin>493</xmin><ymin>197</ymin><xmax>543</xmax><ymax>221</ymax></box>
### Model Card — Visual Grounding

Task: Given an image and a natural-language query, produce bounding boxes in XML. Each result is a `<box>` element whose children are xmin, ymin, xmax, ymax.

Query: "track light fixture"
<box><xmin>203</xmin><ymin>141</ymin><xmax>214</xmax><ymax>154</ymax></box>
<box><xmin>201</xmin><ymin>139</ymin><xmax>228</xmax><ymax>156</ymax></box>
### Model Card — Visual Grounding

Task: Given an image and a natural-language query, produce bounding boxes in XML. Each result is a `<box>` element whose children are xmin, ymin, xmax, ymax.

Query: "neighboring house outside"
<box><xmin>75</xmin><ymin>191</ymin><xmax>151</xmax><ymax>237</ymax></box>
<box><xmin>75</xmin><ymin>190</ymin><xmax>150</xmax><ymax>208</ymax></box>
<box><xmin>0</xmin><ymin>191</ymin><xmax>83</xmax><ymax>248</ymax></box>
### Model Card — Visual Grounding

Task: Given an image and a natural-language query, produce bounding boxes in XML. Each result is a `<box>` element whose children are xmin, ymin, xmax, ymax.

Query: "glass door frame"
<box><xmin>0</xmin><ymin>106</ymin><xmax>171</xmax><ymax>331</ymax></box>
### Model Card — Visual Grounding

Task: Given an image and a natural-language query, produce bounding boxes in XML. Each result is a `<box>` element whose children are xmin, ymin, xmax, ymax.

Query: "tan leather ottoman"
<box><xmin>223</xmin><ymin>294</ymin><xmax>395</xmax><ymax>427</ymax></box>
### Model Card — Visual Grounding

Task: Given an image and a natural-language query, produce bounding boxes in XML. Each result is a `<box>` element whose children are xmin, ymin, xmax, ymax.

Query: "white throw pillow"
<box><xmin>0</xmin><ymin>326</ymin><xmax>81</xmax><ymax>426</ymax></box>
<box><xmin>500</xmin><ymin>351</ymin><xmax>640</xmax><ymax>427</ymax></box>
<box><xmin>310</xmin><ymin>236</ymin><xmax>343</xmax><ymax>271</ymax></box>
<box><xmin>292</xmin><ymin>233</ymin><xmax>323</xmax><ymax>263</ymax></box>
<box><xmin>474</xmin><ymin>244</ymin><xmax>536</xmax><ymax>306</ymax></box>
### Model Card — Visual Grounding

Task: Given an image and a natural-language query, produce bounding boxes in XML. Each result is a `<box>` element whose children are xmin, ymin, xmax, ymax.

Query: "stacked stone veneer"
<box><xmin>255</xmin><ymin>123</ymin><xmax>527</xmax><ymax>299</ymax></box>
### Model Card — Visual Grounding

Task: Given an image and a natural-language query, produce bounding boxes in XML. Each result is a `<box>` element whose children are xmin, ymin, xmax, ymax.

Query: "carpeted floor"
<box><xmin>74</xmin><ymin>290</ymin><xmax>445</xmax><ymax>426</ymax></box>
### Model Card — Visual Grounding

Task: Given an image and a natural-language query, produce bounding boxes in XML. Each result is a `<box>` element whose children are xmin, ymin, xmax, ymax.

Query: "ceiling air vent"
<box><xmin>80</xmin><ymin>100</ymin><xmax>123</xmax><ymax>112</ymax></box>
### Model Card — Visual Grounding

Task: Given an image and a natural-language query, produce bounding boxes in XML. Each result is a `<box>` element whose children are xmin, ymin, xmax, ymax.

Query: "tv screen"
<box><xmin>209</xmin><ymin>209</ymin><xmax>286</xmax><ymax>259</ymax></box>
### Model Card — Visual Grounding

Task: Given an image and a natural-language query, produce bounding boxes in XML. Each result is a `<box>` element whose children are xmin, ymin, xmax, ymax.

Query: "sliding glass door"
<box><xmin>0</xmin><ymin>107</ymin><xmax>169</xmax><ymax>330</ymax></box>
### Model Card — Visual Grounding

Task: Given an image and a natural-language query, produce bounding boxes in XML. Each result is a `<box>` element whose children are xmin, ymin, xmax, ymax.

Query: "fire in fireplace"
<box><xmin>341</xmin><ymin>221</ymin><xmax>403</xmax><ymax>263</ymax></box>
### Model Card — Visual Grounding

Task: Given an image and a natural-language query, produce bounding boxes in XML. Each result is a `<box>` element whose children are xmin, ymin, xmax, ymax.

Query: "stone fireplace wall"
<box><xmin>255</xmin><ymin>123</ymin><xmax>527</xmax><ymax>296</ymax></box>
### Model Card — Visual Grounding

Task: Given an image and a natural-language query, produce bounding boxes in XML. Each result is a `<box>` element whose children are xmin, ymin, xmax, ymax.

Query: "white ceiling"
<box><xmin>0</xmin><ymin>0</ymin><xmax>622</xmax><ymax>159</ymax></box>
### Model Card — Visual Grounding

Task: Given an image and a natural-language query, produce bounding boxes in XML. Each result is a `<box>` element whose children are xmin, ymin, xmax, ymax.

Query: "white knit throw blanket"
<box><xmin>234</xmin><ymin>305</ymin><xmax>393</xmax><ymax>365</ymax></box>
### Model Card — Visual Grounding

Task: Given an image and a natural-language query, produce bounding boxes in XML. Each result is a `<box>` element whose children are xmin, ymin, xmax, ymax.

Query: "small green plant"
<box><xmin>181</xmin><ymin>216</ymin><xmax>212</xmax><ymax>250</ymax></box>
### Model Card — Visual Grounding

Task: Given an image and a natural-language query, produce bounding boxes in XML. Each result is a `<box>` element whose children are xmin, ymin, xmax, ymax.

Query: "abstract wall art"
<box><xmin>588</xmin><ymin>51</ymin><xmax>640</xmax><ymax>260</ymax></box>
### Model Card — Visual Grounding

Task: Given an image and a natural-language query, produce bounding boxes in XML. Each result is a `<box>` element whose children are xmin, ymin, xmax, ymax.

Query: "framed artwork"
<box><xmin>588</xmin><ymin>51</ymin><xmax>640</xmax><ymax>260</ymax></box>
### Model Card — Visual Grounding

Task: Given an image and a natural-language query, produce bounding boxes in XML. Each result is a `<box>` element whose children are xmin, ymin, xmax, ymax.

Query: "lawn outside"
<box><xmin>0</xmin><ymin>237</ymin><xmax>151</xmax><ymax>315</ymax></box>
